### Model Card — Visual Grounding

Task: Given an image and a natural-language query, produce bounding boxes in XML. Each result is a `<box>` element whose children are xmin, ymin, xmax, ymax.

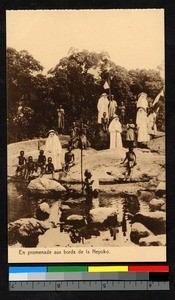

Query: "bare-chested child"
<box><xmin>25</xmin><ymin>156</ymin><xmax>35</xmax><ymax>179</ymax></box>
<box><xmin>101</xmin><ymin>112</ymin><xmax>109</xmax><ymax>133</ymax></box>
<box><xmin>64</xmin><ymin>147</ymin><xmax>75</xmax><ymax>172</ymax></box>
<box><xmin>121</xmin><ymin>147</ymin><xmax>137</xmax><ymax>181</ymax></box>
<box><xmin>83</xmin><ymin>170</ymin><xmax>99</xmax><ymax>199</ymax></box>
<box><xmin>45</xmin><ymin>157</ymin><xmax>54</xmax><ymax>178</ymax></box>
<box><xmin>15</xmin><ymin>150</ymin><xmax>26</xmax><ymax>177</ymax></box>
<box><xmin>36</xmin><ymin>150</ymin><xmax>46</xmax><ymax>174</ymax></box>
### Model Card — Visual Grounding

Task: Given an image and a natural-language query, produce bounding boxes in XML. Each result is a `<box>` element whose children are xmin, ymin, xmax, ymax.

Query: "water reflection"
<box><xmin>8</xmin><ymin>181</ymin><xmax>147</xmax><ymax>247</ymax></box>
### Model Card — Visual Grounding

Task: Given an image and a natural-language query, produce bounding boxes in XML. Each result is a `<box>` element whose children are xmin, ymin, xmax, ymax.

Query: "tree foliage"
<box><xmin>7</xmin><ymin>47</ymin><xmax>165</xmax><ymax>143</ymax></box>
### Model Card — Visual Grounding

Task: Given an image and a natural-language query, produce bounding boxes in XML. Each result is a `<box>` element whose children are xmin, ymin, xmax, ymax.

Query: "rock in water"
<box><xmin>27</xmin><ymin>178</ymin><xmax>66</xmax><ymax>195</ymax></box>
<box><xmin>89</xmin><ymin>207</ymin><xmax>117</xmax><ymax>227</ymax></box>
<box><xmin>130</xmin><ymin>222</ymin><xmax>152</xmax><ymax>244</ymax></box>
<box><xmin>36</xmin><ymin>202</ymin><xmax>51</xmax><ymax>220</ymax></box>
<box><xmin>8</xmin><ymin>217</ymin><xmax>50</xmax><ymax>247</ymax></box>
<box><xmin>149</xmin><ymin>198</ymin><xmax>165</xmax><ymax>212</ymax></box>
<box><xmin>66</xmin><ymin>215</ymin><xmax>85</xmax><ymax>226</ymax></box>
<box><xmin>132</xmin><ymin>211</ymin><xmax>166</xmax><ymax>235</ymax></box>
<box><xmin>60</xmin><ymin>205</ymin><xmax>71</xmax><ymax>212</ymax></box>
<box><xmin>39</xmin><ymin>202</ymin><xmax>51</xmax><ymax>214</ymax></box>
<box><xmin>139</xmin><ymin>234</ymin><xmax>166</xmax><ymax>246</ymax></box>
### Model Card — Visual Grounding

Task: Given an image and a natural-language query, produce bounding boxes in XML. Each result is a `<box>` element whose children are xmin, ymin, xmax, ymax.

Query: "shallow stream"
<box><xmin>8</xmin><ymin>181</ymin><xmax>150</xmax><ymax>247</ymax></box>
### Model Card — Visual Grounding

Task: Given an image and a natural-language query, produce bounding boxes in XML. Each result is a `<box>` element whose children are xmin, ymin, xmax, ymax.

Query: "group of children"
<box><xmin>15</xmin><ymin>150</ymin><xmax>54</xmax><ymax>179</ymax></box>
<box><xmin>15</xmin><ymin>147</ymin><xmax>75</xmax><ymax>179</ymax></box>
<box><xmin>16</xmin><ymin>146</ymin><xmax>136</xmax><ymax>181</ymax></box>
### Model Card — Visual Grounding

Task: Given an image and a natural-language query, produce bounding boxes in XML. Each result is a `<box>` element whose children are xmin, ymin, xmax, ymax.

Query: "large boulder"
<box><xmin>89</xmin><ymin>207</ymin><xmax>117</xmax><ymax>227</ymax></box>
<box><xmin>139</xmin><ymin>234</ymin><xmax>166</xmax><ymax>246</ymax></box>
<box><xmin>149</xmin><ymin>198</ymin><xmax>165</xmax><ymax>212</ymax></box>
<box><xmin>132</xmin><ymin>211</ymin><xmax>166</xmax><ymax>235</ymax></box>
<box><xmin>27</xmin><ymin>178</ymin><xmax>66</xmax><ymax>196</ymax></box>
<box><xmin>8</xmin><ymin>218</ymin><xmax>50</xmax><ymax>247</ymax></box>
<box><xmin>130</xmin><ymin>222</ymin><xmax>152</xmax><ymax>244</ymax></box>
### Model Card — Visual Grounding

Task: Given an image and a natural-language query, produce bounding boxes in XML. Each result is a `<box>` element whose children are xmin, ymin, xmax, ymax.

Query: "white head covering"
<box><xmin>108</xmin><ymin>116</ymin><xmax>122</xmax><ymax>133</ymax></box>
<box><xmin>137</xmin><ymin>92</ymin><xmax>148</xmax><ymax>110</ymax></box>
<box><xmin>47</xmin><ymin>129</ymin><xmax>58</xmax><ymax>136</ymax></box>
<box><xmin>45</xmin><ymin>129</ymin><xmax>62</xmax><ymax>169</ymax></box>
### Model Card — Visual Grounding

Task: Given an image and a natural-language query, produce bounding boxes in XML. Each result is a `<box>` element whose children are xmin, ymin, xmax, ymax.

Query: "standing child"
<box><xmin>126</xmin><ymin>119</ymin><xmax>135</xmax><ymax>148</ymax></box>
<box><xmin>101</xmin><ymin>112</ymin><xmax>109</xmax><ymax>133</ymax></box>
<box><xmin>15</xmin><ymin>150</ymin><xmax>26</xmax><ymax>177</ymax></box>
<box><xmin>121</xmin><ymin>148</ymin><xmax>137</xmax><ymax>181</ymax></box>
<box><xmin>118</xmin><ymin>101</ymin><xmax>126</xmax><ymax>125</ymax></box>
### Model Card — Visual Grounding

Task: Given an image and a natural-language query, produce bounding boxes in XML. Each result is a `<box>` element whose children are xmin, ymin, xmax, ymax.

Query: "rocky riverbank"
<box><xmin>8</xmin><ymin>134</ymin><xmax>166</xmax><ymax>248</ymax></box>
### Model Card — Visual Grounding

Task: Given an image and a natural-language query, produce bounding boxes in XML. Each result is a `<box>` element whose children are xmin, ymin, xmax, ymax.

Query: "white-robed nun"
<box><xmin>137</xmin><ymin>92</ymin><xmax>148</xmax><ymax>110</ymax></box>
<box><xmin>45</xmin><ymin>130</ymin><xmax>62</xmax><ymax>170</ymax></box>
<box><xmin>97</xmin><ymin>93</ymin><xmax>109</xmax><ymax>123</ymax></box>
<box><xmin>136</xmin><ymin>108</ymin><xmax>149</xmax><ymax>142</ymax></box>
<box><xmin>108</xmin><ymin>115</ymin><xmax>123</xmax><ymax>149</ymax></box>
<box><xmin>136</xmin><ymin>93</ymin><xmax>149</xmax><ymax>143</ymax></box>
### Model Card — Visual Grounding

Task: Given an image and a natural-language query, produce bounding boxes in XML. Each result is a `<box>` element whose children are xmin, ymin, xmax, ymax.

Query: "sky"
<box><xmin>6</xmin><ymin>9</ymin><xmax>164</xmax><ymax>75</ymax></box>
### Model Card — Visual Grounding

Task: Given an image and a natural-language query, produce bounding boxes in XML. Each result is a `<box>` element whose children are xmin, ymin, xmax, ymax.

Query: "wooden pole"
<box><xmin>108</xmin><ymin>74</ymin><xmax>111</xmax><ymax>100</ymax></box>
<box><xmin>81</xmin><ymin>143</ymin><xmax>84</xmax><ymax>192</ymax></box>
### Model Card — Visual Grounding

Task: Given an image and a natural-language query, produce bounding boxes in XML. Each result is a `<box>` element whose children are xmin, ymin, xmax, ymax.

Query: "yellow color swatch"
<box><xmin>88</xmin><ymin>266</ymin><xmax>128</xmax><ymax>272</ymax></box>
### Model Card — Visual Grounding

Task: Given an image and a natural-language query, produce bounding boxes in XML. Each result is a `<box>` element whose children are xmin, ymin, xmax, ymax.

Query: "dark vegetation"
<box><xmin>7</xmin><ymin>47</ymin><xmax>165</xmax><ymax>143</ymax></box>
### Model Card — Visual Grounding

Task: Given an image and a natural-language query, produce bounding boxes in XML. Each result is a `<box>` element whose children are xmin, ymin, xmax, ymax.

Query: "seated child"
<box><xmin>16</xmin><ymin>150</ymin><xmax>26</xmax><ymax>177</ymax></box>
<box><xmin>36</xmin><ymin>150</ymin><xmax>46</xmax><ymax>174</ymax></box>
<box><xmin>45</xmin><ymin>157</ymin><xmax>54</xmax><ymax>178</ymax></box>
<box><xmin>25</xmin><ymin>156</ymin><xmax>35</xmax><ymax>179</ymax></box>
<box><xmin>64</xmin><ymin>147</ymin><xmax>75</xmax><ymax>172</ymax></box>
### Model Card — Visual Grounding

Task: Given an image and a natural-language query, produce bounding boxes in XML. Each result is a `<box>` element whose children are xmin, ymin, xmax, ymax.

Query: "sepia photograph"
<box><xmin>7</xmin><ymin>9</ymin><xmax>166</xmax><ymax>262</ymax></box>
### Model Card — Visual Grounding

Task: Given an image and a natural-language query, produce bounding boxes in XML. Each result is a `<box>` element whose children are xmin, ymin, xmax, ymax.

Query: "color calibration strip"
<box><xmin>9</xmin><ymin>265</ymin><xmax>170</xmax><ymax>291</ymax></box>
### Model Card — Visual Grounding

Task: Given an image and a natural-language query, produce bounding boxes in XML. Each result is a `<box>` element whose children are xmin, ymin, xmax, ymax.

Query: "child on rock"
<box><xmin>15</xmin><ymin>150</ymin><xmax>26</xmax><ymax>177</ymax></box>
<box><xmin>121</xmin><ymin>147</ymin><xmax>137</xmax><ymax>181</ymax></box>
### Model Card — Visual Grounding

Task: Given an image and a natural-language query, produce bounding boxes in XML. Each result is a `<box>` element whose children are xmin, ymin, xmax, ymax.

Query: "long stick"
<box><xmin>108</xmin><ymin>75</ymin><xmax>111</xmax><ymax>101</ymax></box>
<box><xmin>81</xmin><ymin>145</ymin><xmax>84</xmax><ymax>191</ymax></box>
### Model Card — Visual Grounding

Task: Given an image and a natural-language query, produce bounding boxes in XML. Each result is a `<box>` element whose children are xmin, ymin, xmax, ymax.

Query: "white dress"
<box><xmin>108</xmin><ymin>118</ymin><xmax>123</xmax><ymax>149</ymax></box>
<box><xmin>108</xmin><ymin>100</ymin><xmax>117</xmax><ymax>119</ymax></box>
<box><xmin>137</xmin><ymin>93</ymin><xmax>148</xmax><ymax>110</ymax></box>
<box><xmin>136</xmin><ymin>108</ymin><xmax>149</xmax><ymax>142</ymax></box>
<box><xmin>97</xmin><ymin>96</ymin><xmax>109</xmax><ymax>123</ymax></box>
<box><xmin>45</xmin><ymin>133</ymin><xmax>62</xmax><ymax>170</ymax></box>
